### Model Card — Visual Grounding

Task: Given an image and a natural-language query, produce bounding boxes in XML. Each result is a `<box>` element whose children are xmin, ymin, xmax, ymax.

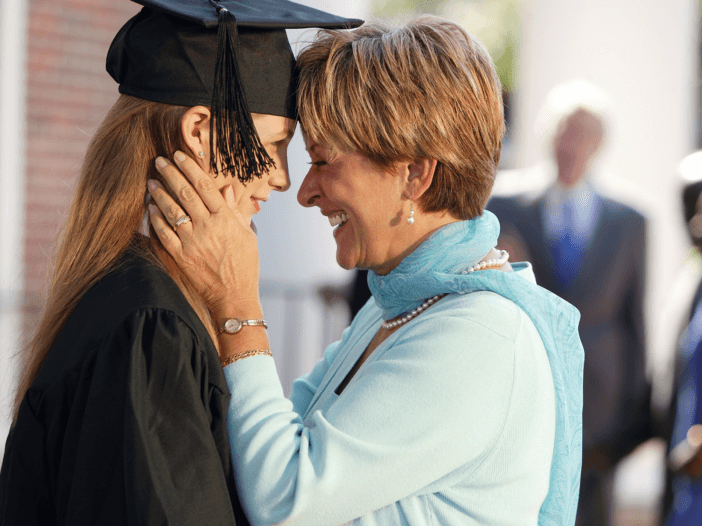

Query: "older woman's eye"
<box><xmin>307</xmin><ymin>161</ymin><xmax>327</xmax><ymax>167</ymax></box>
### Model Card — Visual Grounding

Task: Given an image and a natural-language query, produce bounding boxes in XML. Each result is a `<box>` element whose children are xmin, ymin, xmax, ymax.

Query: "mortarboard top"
<box><xmin>137</xmin><ymin>0</ymin><xmax>363</xmax><ymax>29</ymax></box>
<box><xmin>107</xmin><ymin>0</ymin><xmax>362</xmax><ymax>183</ymax></box>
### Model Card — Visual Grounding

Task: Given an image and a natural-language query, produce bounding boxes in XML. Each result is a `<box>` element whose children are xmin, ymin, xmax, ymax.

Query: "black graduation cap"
<box><xmin>107</xmin><ymin>0</ymin><xmax>362</xmax><ymax>183</ymax></box>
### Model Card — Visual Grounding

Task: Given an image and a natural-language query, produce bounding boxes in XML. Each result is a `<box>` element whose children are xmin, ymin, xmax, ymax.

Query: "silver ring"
<box><xmin>173</xmin><ymin>215</ymin><xmax>191</xmax><ymax>232</ymax></box>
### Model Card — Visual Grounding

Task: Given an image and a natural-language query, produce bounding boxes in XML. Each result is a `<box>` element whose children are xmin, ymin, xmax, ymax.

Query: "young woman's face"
<box><xmin>212</xmin><ymin>114</ymin><xmax>296</xmax><ymax>222</ymax></box>
<box><xmin>297</xmin><ymin>136</ymin><xmax>412</xmax><ymax>274</ymax></box>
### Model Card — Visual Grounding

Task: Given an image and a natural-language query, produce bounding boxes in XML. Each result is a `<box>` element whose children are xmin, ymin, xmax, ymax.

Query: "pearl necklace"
<box><xmin>381</xmin><ymin>250</ymin><xmax>509</xmax><ymax>330</ymax></box>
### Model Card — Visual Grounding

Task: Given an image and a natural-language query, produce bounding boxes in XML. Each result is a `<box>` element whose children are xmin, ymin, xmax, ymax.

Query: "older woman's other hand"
<box><xmin>147</xmin><ymin>152</ymin><xmax>261</xmax><ymax>316</ymax></box>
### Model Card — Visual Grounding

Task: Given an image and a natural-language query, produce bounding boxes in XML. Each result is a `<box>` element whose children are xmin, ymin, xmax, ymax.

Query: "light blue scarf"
<box><xmin>368</xmin><ymin>211</ymin><xmax>584</xmax><ymax>526</ymax></box>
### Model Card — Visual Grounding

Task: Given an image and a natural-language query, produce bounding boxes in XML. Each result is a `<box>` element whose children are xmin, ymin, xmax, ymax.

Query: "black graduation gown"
<box><xmin>0</xmin><ymin>249</ymin><xmax>248</xmax><ymax>526</ymax></box>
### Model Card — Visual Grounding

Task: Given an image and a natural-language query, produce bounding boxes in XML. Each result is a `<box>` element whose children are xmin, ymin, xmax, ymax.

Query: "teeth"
<box><xmin>328</xmin><ymin>212</ymin><xmax>349</xmax><ymax>227</ymax></box>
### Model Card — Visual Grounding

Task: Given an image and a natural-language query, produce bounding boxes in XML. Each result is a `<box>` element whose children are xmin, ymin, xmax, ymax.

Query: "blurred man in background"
<box><xmin>660</xmin><ymin>151</ymin><xmax>702</xmax><ymax>524</ymax></box>
<box><xmin>488</xmin><ymin>80</ymin><xmax>653</xmax><ymax>526</ymax></box>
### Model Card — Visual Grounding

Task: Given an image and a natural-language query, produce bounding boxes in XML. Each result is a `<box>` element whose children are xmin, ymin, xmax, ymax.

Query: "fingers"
<box><xmin>171</xmin><ymin>151</ymin><xmax>229</xmax><ymax>215</ymax></box>
<box><xmin>147</xmin><ymin>204</ymin><xmax>184</xmax><ymax>257</ymax></box>
<box><xmin>222</xmin><ymin>185</ymin><xmax>256</xmax><ymax>232</ymax></box>
<box><xmin>147</xmin><ymin>179</ymin><xmax>196</xmax><ymax>236</ymax></box>
<box><xmin>153</xmin><ymin>156</ymin><xmax>211</xmax><ymax>222</ymax></box>
<box><xmin>222</xmin><ymin>184</ymin><xmax>236</xmax><ymax>210</ymax></box>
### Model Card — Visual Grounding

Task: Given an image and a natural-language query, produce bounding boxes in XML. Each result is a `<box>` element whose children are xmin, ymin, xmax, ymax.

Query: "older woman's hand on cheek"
<box><xmin>147</xmin><ymin>151</ymin><xmax>262</xmax><ymax>316</ymax></box>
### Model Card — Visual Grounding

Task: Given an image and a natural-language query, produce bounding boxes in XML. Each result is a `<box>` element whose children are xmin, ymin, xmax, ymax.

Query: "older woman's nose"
<box><xmin>297</xmin><ymin>169</ymin><xmax>320</xmax><ymax>207</ymax></box>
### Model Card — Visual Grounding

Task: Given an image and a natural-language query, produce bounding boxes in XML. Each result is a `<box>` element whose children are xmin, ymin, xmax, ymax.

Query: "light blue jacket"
<box><xmin>224</xmin><ymin>265</ymin><xmax>559</xmax><ymax>525</ymax></box>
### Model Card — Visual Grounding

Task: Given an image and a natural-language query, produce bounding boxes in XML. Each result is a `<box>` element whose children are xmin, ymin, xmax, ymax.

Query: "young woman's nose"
<box><xmin>268</xmin><ymin>158</ymin><xmax>291</xmax><ymax>192</ymax></box>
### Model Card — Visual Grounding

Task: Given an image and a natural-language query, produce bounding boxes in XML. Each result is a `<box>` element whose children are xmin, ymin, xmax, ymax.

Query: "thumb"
<box><xmin>223</xmin><ymin>185</ymin><xmax>253</xmax><ymax>231</ymax></box>
<box><xmin>223</xmin><ymin>185</ymin><xmax>236</xmax><ymax>209</ymax></box>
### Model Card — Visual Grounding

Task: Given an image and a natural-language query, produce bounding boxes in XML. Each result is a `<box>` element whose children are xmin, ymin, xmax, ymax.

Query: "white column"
<box><xmin>516</xmin><ymin>0</ymin><xmax>699</xmax><ymax>513</ymax></box>
<box><xmin>0</xmin><ymin>0</ymin><xmax>28</xmax><ymax>446</ymax></box>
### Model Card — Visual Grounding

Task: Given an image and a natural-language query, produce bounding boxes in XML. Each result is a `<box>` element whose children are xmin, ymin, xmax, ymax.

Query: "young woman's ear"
<box><xmin>181</xmin><ymin>106</ymin><xmax>211</xmax><ymax>170</ymax></box>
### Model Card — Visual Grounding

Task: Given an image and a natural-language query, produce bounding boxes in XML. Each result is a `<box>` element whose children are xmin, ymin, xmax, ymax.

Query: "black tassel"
<box><xmin>210</xmin><ymin>1</ymin><xmax>274</xmax><ymax>184</ymax></box>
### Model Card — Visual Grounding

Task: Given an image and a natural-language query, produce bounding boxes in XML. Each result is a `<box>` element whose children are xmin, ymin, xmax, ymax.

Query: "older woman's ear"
<box><xmin>404</xmin><ymin>158</ymin><xmax>438</xmax><ymax>201</ymax></box>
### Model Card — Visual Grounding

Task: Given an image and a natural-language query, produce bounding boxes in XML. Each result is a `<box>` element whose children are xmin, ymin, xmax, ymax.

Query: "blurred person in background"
<box><xmin>487</xmin><ymin>79</ymin><xmax>652</xmax><ymax>526</ymax></box>
<box><xmin>316</xmin><ymin>269</ymin><xmax>371</xmax><ymax>321</ymax></box>
<box><xmin>148</xmin><ymin>17</ymin><xmax>585</xmax><ymax>526</ymax></box>
<box><xmin>0</xmin><ymin>1</ymin><xmax>359</xmax><ymax>523</ymax></box>
<box><xmin>660</xmin><ymin>151</ymin><xmax>702</xmax><ymax>524</ymax></box>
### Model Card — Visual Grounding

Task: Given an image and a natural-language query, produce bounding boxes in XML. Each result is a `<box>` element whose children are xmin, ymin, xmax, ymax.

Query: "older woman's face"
<box><xmin>298</xmin><ymin>137</ymin><xmax>410</xmax><ymax>273</ymax></box>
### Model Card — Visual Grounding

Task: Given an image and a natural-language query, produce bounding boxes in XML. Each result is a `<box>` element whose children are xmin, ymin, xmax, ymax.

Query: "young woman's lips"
<box><xmin>251</xmin><ymin>198</ymin><xmax>261</xmax><ymax>213</ymax></box>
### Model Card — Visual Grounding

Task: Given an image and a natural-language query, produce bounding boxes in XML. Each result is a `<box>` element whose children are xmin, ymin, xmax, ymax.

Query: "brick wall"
<box><xmin>23</xmin><ymin>0</ymin><xmax>139</xmax><ymax>330</ymax></box>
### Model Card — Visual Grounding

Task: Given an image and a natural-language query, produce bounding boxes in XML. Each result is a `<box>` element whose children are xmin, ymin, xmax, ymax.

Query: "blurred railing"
<box><xmin>259</xmin><ymin>279</ymin><xmax>350</xmax><ymax>395</ymax></box>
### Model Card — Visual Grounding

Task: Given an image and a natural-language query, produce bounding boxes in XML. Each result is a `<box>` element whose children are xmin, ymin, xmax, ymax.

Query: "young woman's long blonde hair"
<box><xmin>13</xmin><ymin>94</ymin><xmax>217</xmax><ymax>417</ymax></box>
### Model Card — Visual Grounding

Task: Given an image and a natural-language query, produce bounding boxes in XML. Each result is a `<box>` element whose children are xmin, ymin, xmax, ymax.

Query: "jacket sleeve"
<box><xmin>61</xmin><ymin>310</ymin><xmax>238</xmax><ymax>525</ymax></box>
<box><xmin>613</xmin><ymin>212</ymin><xmax>653</xmax><ymax>461</ymax></box>
<box><xmin>1</xmin><ymin>309</ymin><xmax>240</xmax><ymax>526</ymax></box>
<box><xmin>225</xmin><ymin>309</ymin><xmax>523</xmax><ymax>526</ymax></box>
<box><xmin>121</xmin><ymin>309</ymin><xmax>239</xmax><ymax>525</ymax></box>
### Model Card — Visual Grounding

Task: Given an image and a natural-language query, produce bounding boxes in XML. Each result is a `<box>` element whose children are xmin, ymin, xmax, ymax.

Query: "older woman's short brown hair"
<box><xmin>296</xmin><ymin>16</ymin><xmax>504</xmax><ymax>220</ymax></box>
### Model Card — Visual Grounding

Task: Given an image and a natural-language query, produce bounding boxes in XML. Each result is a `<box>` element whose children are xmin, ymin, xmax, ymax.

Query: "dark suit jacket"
<box><xmin>488</xmin><ymin>193</ymin><xmax>651</xmax><ymax>466</ymax></box>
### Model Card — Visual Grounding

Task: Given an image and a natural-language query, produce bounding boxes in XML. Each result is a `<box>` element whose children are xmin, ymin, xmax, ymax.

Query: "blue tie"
<box><xmin>551</xmin><ymin>199</ymin><xmax>585</xmax><ymax>288</ymax></box>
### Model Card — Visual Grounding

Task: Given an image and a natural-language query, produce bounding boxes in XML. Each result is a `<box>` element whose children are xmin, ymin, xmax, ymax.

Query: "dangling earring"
<box><xmin>407</xmin><ymin>195</ymin><xmax>415</xmax><ymax>225</ymax></box>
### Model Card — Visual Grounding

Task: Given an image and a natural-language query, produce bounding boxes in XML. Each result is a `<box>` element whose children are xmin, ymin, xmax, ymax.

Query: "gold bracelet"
<box><xmin>221</xmin><ymin>349</ymin><xmax>272</xmax><ymax>367</ymax></box>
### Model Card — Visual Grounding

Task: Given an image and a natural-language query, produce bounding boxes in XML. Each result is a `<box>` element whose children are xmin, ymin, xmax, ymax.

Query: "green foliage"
<box><xmin>371</xmin><ymin>0</ymin><xmax>519</xmax><ymax>92</ymax></box>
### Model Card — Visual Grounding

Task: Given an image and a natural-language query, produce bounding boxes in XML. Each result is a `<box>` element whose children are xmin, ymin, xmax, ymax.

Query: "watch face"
<box><xmin>224</xmin><ymin>318</ymin><xmax>242</xmax><ymax>334</ymax></box>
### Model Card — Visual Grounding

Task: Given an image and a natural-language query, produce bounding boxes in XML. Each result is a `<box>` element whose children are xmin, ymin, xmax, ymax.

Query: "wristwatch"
<box><xmin>219</xmin><ymin>318</ymin><xmax>268</xmax><ymax>334</ymax></box>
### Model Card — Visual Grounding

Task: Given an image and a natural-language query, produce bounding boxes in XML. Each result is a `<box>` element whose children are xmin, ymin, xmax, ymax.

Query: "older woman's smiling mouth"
<box><xmin>328</xmin><ymin>211</ymin><xmax>349</xmax><ymax>233</ymax></box>
<box><xmin>328</xmin><ymin>211</ymin><xmax>348</xmax><ymax>227</ymax></box>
